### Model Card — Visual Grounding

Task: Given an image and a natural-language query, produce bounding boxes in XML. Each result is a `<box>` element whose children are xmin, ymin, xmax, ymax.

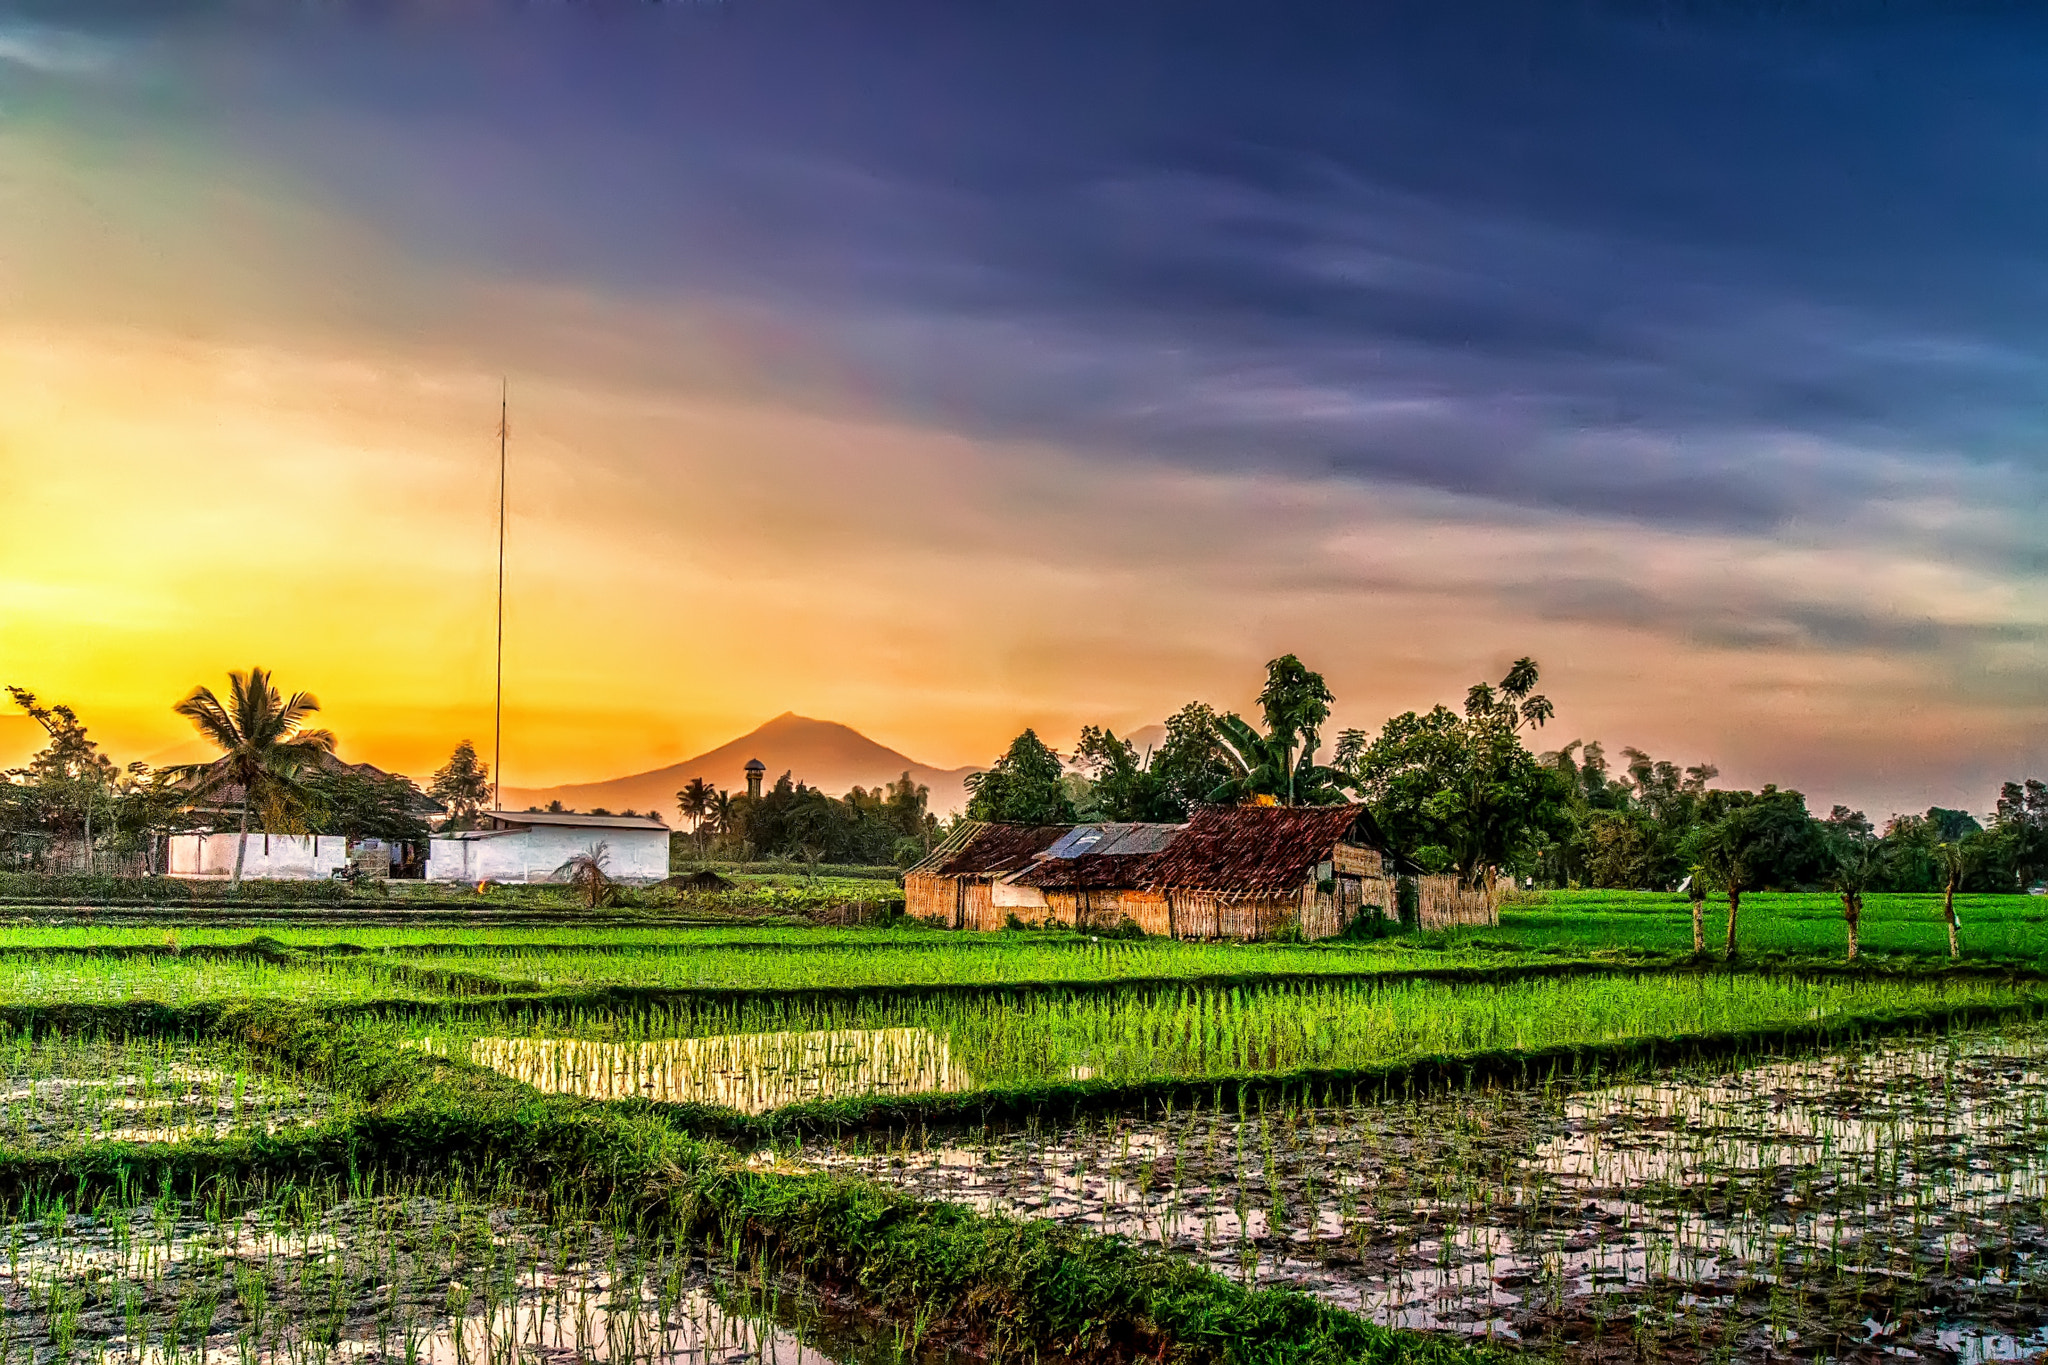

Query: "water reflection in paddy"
<box><xmin>797</xmin><ymin>1027</ymin><xmax>2048</xmax><ymax>1361</ymax></box>
<box><xmin>425</xmin><ymin>1028</ymin><xmax>973</xmax><ymax>1113</ymax></box>
<box><xmin>0</xmin><ymin>1190</ymin><xmax>974</xmax><ymax>1365</ymax></box>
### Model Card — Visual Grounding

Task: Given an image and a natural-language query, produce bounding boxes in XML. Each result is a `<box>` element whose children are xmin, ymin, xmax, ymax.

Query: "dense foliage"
<box><xmin>965</xmin><ymin>729</ymin><xmax>1076</xmax><ymax>825</ymax></box>
<box><xmin>1535</xmin><ymin>743</ymin><xmax>2047</xmax><ymax>893</ymax></box>
<box><xmin>683</xmin><ymin>769</ymin><xmax>940</xmax><ymax>867</ymax></box>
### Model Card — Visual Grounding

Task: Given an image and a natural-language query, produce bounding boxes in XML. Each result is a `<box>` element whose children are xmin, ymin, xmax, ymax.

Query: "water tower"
<box><xmin>744</xmin><ymin>758</ymin><xmax>766</xmax><ymax>800</ymax></box>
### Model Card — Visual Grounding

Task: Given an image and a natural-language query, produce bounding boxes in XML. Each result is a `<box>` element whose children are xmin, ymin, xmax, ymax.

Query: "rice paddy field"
<box><xmin>392</xmin><ymin>974</ymin><xmax>2048</xmax><ymax>1111</ymax></box>
<box><xmin>0</xmin><ymin>892</ymin><xmax>2040</xmax><ymax>1363</ymax></box>
<box><xmin>1455</xmin><ymin>891</ymin><xmax>2048</xmax><ymax>964</ymax></box>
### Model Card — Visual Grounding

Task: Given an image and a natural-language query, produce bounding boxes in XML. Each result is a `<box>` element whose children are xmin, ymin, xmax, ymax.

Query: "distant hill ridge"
<box><xmin>497</xmin><ymin>712</ymin><xmax>982</xmax><ymax>820</ymax></box>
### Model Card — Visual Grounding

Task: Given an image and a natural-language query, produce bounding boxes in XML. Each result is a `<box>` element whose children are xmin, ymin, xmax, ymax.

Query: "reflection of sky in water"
<box><xmin>800</xmin><ymin>1030</ymin><xmax>2048</xmax><ymax>1350</ymax></box>
<box><xmin>0</xmin><ymin>1050</ymin><xmax>336</xmax><ymax>1147</ymax></box>
<box><xmin>427</xmin><ymin>1029</ymin><xmax>972</xmax><ymax>1114</ymax></box>
<box><xmin>1</xmin><ymin>1201</ymin><xmax>904</xmax><ymax>1365</ymax></box>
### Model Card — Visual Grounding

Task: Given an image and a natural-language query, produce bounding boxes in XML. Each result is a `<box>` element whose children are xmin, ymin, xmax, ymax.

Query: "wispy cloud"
<box><xmin>0</xmin><ymin>23</ymin><xmax>112</xmax><ymax>75</ymax></box>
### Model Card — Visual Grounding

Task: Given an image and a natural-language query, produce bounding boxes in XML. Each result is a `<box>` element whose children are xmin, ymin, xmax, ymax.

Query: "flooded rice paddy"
<box><xmin>0</xmin><ymin>1177</ymin><xmax>976</xmax><ymax>1365</ymax></box>
<box><xmin>0</xmin><ymin>1037</ymin><xmax>338</xmax><ymax>1148</ymax></box>
<box><xmin>396</xmin><ymin>974</ymin><xmax>2048</xmax><ymax>1115</ymax></box>
<box><xmin>412</xmin><ymin>1030</ymin><xmax>974</xmax><ymax>1114</ymax></box>
<box><xmin>793</xmin><ymin>1026</ymin><xmax>2048</xmax><ymax>1362</ymax></box>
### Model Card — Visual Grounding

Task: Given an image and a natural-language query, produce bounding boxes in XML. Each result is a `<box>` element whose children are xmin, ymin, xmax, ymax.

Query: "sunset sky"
<box><xmin>2</xmin><ymin>1</ymin><xmax>2045</xmax><ymax>819</ymax></box>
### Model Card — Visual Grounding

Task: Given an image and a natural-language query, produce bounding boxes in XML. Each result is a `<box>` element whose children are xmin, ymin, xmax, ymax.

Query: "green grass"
<box><xmin>0</xmin><ymin>953</ymin><xmax>442</xmax><ymax>1006</ymax></box>
<box><xmin>373</xmin><ymin>937</ymin><xmax>1527</xmax><ymax>991</ymax></box>
<box><xmin>0</xmin><ymin>923</ymin><xmax>986</xmax><ymax>951</ymax></box>
<box><xmin>1454</xmin><ymin>889</ymin><xmax>2048</xmax><ymax>961</ymax></box>
<box><xmin>380</xmin><ymin>972</ymin><xmax>2048</xmax><ymax>1101</ymax></box>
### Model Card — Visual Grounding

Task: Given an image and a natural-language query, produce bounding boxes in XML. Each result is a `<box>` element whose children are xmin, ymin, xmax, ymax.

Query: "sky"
<box><xmin>1</xmin><ymin>0</ymin><xmax>2045</xmax><ymax>819</ymax></box>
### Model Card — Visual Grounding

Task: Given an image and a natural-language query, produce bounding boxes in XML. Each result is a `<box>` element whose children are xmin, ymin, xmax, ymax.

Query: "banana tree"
<box><xmin>1206</xmin><ymin>713</ymin><xmax>1354</xmax><ymax>806</ymax></box>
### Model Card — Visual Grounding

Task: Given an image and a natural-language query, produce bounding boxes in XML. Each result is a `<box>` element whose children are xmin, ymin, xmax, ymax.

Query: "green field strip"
<box><xmin>0</xmin><ymin>1001</ymin><xmax>1498</xmax><ymax>1363</ymax></box>
<box><xmin>0</xmin><ymin>1003</ymin><xmax>1485</xmax><ymax>1365</ymax></box>
<box><xmin>613</xmin><ymin>993</ymin><xmax>2048</xmax><ymax>1139</ymax></box>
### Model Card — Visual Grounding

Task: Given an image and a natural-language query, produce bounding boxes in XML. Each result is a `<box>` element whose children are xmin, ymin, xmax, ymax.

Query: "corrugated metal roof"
<box><xmin>1015</xmin><ymin>821</ymin><xmax>1188</xmax><ymax>889</ymax></box>
<box><xmin>1143</xmin><ymin>804</ymin><xmax>1370</xmax><ymax>894</ymax></box>
<box><xmin>908</xmin><ymin>821</ymin><xmax>1073</xmax><ymax>878</ymax></box>
<box><xmin>1041</xmin><ymin>823</ymin><xmax>1184</xmax><ymax>859</ymax></box>
<box><xmin>1011</xmin><ymin>851</ymin><xmax>1163</xmax><ymax>890</ymax></box>
<box><xmin>486</xmin><ymin>810</ymin><xmax>670</xmax><ymax>831</ymax></box>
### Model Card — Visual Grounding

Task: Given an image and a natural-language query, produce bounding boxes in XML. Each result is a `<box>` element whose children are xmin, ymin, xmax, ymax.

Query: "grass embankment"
<box><xmin>1452</xmin><ymin>889</ymin><xmax>2048</xmax><ymax>962</ymax></box>
<box><xmin>0</xmin><ymin>1004</ymin><xmax>1493</xmax><ymax>1365</ymax></box>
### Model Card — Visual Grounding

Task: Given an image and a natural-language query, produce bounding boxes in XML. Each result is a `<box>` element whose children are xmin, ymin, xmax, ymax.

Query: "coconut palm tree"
<box><xmin>1828</xmin><ymin>833</ymin><xmax>1879</xmax><ymax>962</ymax></box>
<box><xmin>676</xmin><ymin>777</ymin><xmax>714</xmax><ymax>857</ymax></box>
<box><xmin>1936</xmin><ymin>840</ymin><xmax>1969</xmax><ymax>960</ymax></box>
<box><xmin>168</xmin><ymin>668</ymin><xmax>336</xmax><ymax>889</ymax></box>
<box><xmin>555</xmin><ymin>842</ymin><xmax>613</xmax><ymax>908</ymax></box>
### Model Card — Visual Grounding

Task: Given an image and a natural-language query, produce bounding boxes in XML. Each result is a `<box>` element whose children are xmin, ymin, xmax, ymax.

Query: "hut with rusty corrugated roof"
<box><xmin>903</xmin><ymin>822</ymin><xmax>1073</xmax><ymax>928</ymax></box>
<box><xmin>1138</xmin><ymin>804</ymin><xmax>1405</xmax><ymax>938</ymax></box>
<box><xmin>910</xmin><ymin>804</ymin><xmax>1493</xmax><ymax>939</ymax></box>
<box><xmin>1005</xmin><ymin>822</ymin><xmax>1188</xmax><ymax>931</ymax></box>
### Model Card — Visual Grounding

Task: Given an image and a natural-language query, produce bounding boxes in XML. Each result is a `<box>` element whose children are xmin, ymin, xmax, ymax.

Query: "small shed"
<box><xmin>1006</xmin><ymin>823</ymin><xmax>1187</xmax><ymax>932</ymax></box>
<box><xmin>1141</xmin><ymin>804</ymin><xmax>1402</xmax><ymax>939</ymax></box>
<box><xmin>428</xmin><ymin>810</ymin><xmax>671</xmax><ymax>884</ymax></box>
<box><xmin>903</xmin><ymin>823</ymin><xmax>1071</xmax><ymax>928</ymax></box>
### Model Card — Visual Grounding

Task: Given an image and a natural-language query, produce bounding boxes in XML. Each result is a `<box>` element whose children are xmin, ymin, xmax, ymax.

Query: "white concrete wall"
<box><xmin>428</xmin><ymin>827</ymin><xmax>670</xmax><ymax>884</ymax></box>
<box><xmin>990</xmin><ymin>879</ymin><xmax>1048</xmax><ymax>909</ymax></box>
<box><xmin>166</xmin><ymin>833</ymin><xmax>349</xmax><ymax>881</ymax></box>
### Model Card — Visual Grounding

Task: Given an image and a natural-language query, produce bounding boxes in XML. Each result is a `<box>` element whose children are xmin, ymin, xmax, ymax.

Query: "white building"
<box><xmin>166</xmin><ymin>832</ymin><xmax>351</xmax><ymax>881</ymax></box>
<box><xmin>427</xmin><ymin>811</ymin><xmax>671</xmax><ymax>884</ymax></box>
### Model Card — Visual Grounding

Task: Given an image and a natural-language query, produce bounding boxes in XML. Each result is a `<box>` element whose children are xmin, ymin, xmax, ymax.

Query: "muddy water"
<box><xmin>799</xmin><ymin>1027</ymin><xmax>2048</xmax><ymax>1362</ymax></box>
<box><xmin>0</xmin><ymin>1043</ymin><xmax>338</xmax><ymax>1148</ymax></box>
<box><xmin>426</xmin><ymin>1029</ymin><xmax>973</xmax><ymax>1113</ymax></box>
<box><xmin>0</xmin><ymin>1193</ymin><xmax>975</xmax><ymax>1365</ymax></box>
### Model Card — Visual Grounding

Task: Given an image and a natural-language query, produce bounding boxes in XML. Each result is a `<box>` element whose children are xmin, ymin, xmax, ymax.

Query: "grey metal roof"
<box><xmin>1042</xmin><ymin>823</ymin><xmax>1184</xmax><ymax>859</ymax></box>
<box><xmin>485</xmin><ymin>810</ymin><xmax>670</xmax><ymax>831</ymax></box>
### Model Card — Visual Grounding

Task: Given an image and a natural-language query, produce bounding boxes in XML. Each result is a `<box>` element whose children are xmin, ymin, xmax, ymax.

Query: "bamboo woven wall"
<box><xmin>1415</xmin><ymin>875</ymin><xmax>1500</xmax><ymax>930</ymax></box>
<box><xmin>1161</xmin><ymin>888</ymin><xmax>1307</xmax><ymax>940</ymax></box>
<box><xmin>904</xmin><ymin>872</ymin><xmax>953</xmax><ymax>924</ymax></box>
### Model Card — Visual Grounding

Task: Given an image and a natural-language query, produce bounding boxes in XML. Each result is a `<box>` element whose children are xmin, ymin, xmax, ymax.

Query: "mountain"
<box><xmin>497</xmin><ymin>713</ymin><xmax>983</xmax><ymax>820</ymax></box>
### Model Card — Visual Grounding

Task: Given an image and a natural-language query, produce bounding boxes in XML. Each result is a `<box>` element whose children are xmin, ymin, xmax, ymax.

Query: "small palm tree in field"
<box><xmin>556</xmin><ymin>842</ymin><xmax>613</xmax><ymax>908</ymax></box>
<box><xmin>1936</xmin><ymin>840</ymin><xmax>1969</xmax><ymax>960</ymax></box>
<box><xmin>1684</xmin><ymin>864</ymin><xmax>1708</xmax><ymax>957</ymax></box>
<box><xmin>1828</xmin><ymin>832</ymin><xmax>1879</xmax><ymax>962</ymax></box>
<box><xmin>169</xmin><ymin>668</ymin><xmax>337</xmax><ymax>889</ymax></box>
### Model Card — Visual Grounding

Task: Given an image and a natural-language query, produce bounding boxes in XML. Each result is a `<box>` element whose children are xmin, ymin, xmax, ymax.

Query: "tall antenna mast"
<box><xmin>492</xmin><ymin>380</ymin><xmax>507</xmax><ymax>813</ymax></box>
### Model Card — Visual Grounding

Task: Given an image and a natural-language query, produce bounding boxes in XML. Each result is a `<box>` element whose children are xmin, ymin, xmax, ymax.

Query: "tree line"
<box><xmin>672</xmin><ymin>771</ymin><xmax>940</xmax><ymax>869</ymax></box>
<box><xmin>961</xmin><ymin>654</ymin><xmax>2048</xmax><ymax>914</ymax></box>
<box><xmin>2</xmin><ymin>672</ymin><xmax>435</xmax><ymax>885</ymax></box>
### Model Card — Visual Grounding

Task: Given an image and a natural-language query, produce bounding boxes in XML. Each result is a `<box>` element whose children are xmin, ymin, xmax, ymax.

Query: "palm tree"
<box><xmin>1828</xmin><ymin>835</ymin><xmax>1878</xmax><ymax>962</ymax></box>
<box><xmin>676</xmin><ymin>777</ymin><xmax>714</xmax><ymax>857</ymax></box>
<box><xmin>168</xmin><ymin>668</ymin><xmax>336</xmax><ymax>889</ymax></box>
<box><xmin>1684</xmin><ymin>864</ymin><xmax>1708</xmax><ymax>957</ymax></box>
<box><xmin>1936</xmin><ymin>840</ymin><xmax>1969</xmax><ymax>960</ymax></box>
<box><xmin>1692</xmin><ymin>830</ymin><xmax>1754</xmax><ymax>961</ymax></box>
<box><xmin>555</xmin><ymin>842</ymin><xmax>613</xmax><ymax>908</ymax></box>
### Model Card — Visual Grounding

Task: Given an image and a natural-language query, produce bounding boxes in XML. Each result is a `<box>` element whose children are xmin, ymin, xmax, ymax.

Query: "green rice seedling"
<box><xmin>803</xmin><ymin>1021</ymin><xmax>2048</xmax><ymax>1360</ymax></box>
<box><xmin>382</xmin><ymin>971</ymin><xmax>2048</xmax><ymax>1112</ymax></box>
<box><xmin>0</xmin><ymin>1029</ymin><xmax>342</xmax><ymax>1149</ymax></box>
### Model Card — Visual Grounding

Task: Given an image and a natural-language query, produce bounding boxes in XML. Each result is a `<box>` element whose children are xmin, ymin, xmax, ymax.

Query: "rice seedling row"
<box><xmin>369</xmin><ymin>940</ymin><xmax>1548</xmax><ymax>994</ymax></box>
<box><xmin>0</xmin><ymin>1030</ymin><xmax>340</xmax><ymax>1151</ymax></box>
<box><xmin>798</xmin><ymin>1024</ymin><xmax>2048</xmax><ymax>1362</ymax></box>
<box><xmin>383</xmin><ymin>974</ymin><xmax>2048</xmax><ymax>1119</ymax></box>
<box><xmin>0</xmin><ymin>1166</ymin><xmax>969</xmax><ymax>1365</ymax></box>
